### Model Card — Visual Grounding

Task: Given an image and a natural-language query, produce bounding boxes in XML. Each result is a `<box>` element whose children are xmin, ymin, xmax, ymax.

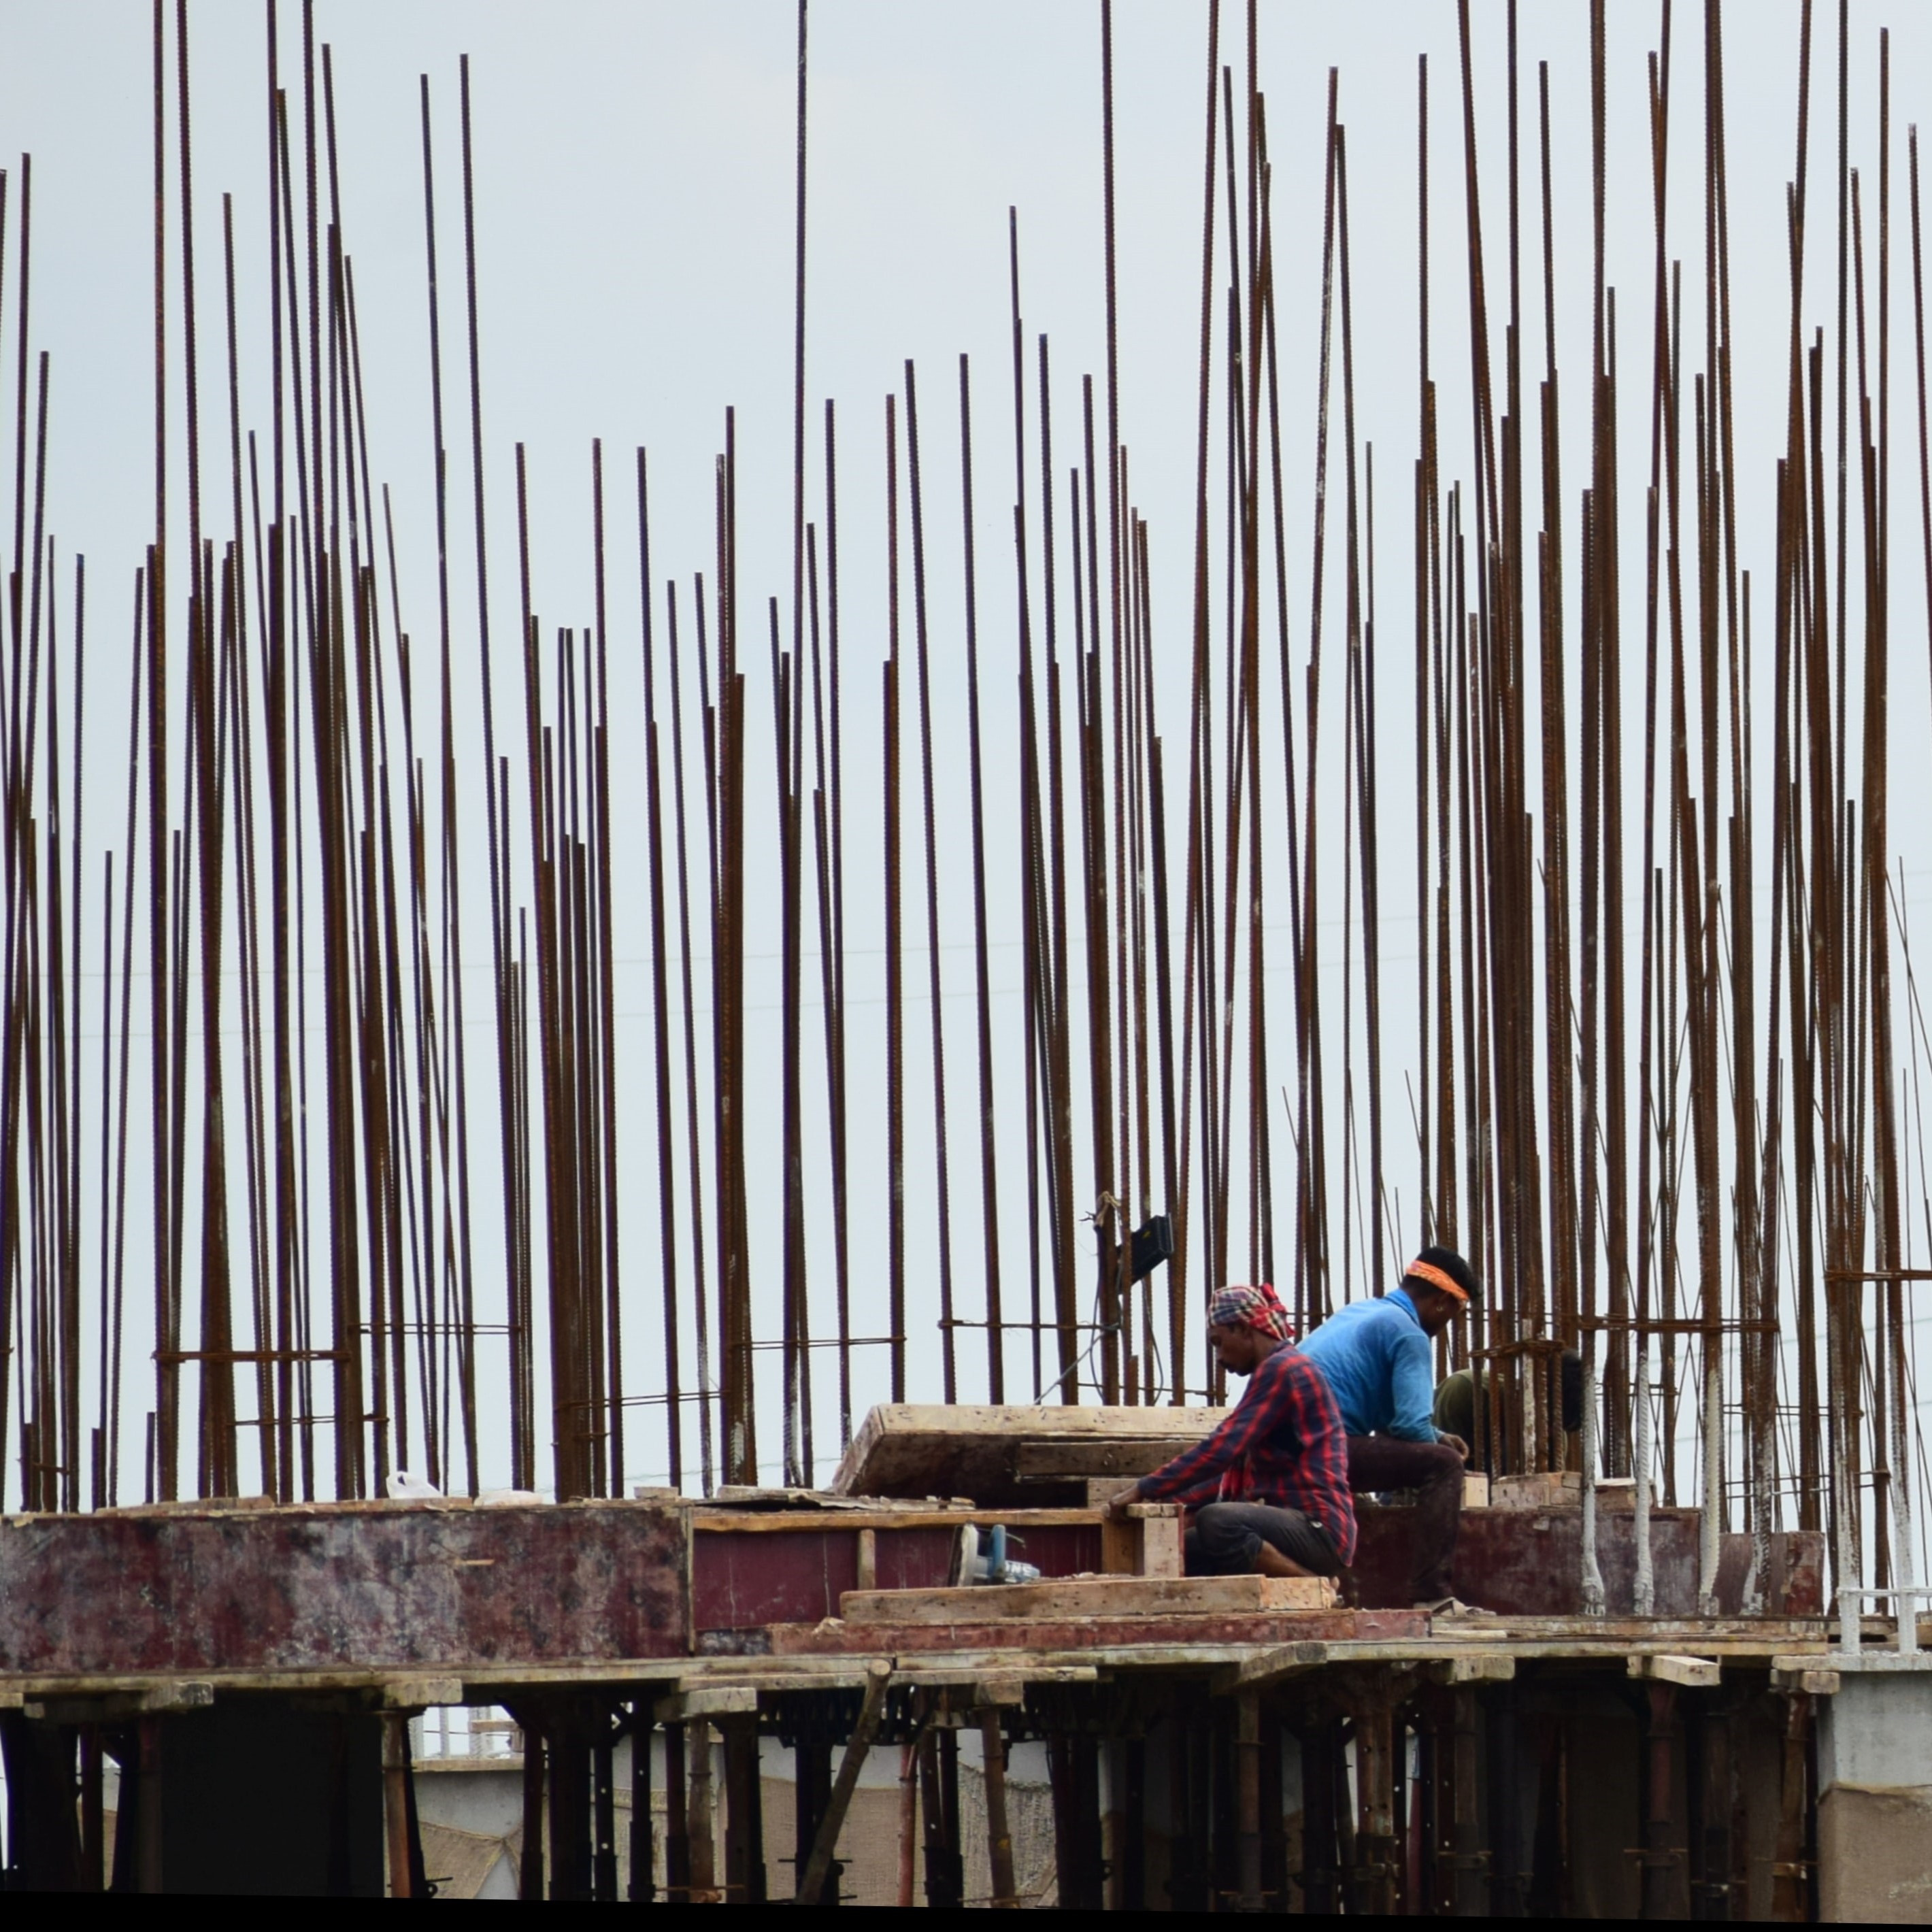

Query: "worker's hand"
<box><xmin>1440</xmin><ymin>1432</ymin><xmax>1469</xmax><ymax>1463</ymax></box>
<box><xmin>1101</xmin><ymin>1482</ymin><xmax>1142</xmax><ymax>1522</ymax></box>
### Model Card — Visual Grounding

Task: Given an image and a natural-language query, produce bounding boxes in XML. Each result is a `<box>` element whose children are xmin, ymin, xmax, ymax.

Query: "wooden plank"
<box><xmin>1100</xmin><ymin>1516</ymin><xmax>1139</xmax><ymax>1576</ymax></box>
<box><xmin>1490</xmin><ymin>1471</ymin><xmax>1582</xmax><ymax>1511</ymax></box>
<box><xmin>973</xmin><ymin>1677</ymin><xmax>1029</xmax><ymax>1706</ymax></box>
<box><xmin>1629</xmin><ymin>1654</ymin><xmax>1721</xmax><ymax>1689</ymax></box>
<box><xmin>1014</xmin><ymin>1440</ymin><xmax>1200</xmax><ymax>1479</ymax></box>
<box><xmin>1771</xmin><ymin>1665</ymin><xmax>1840</xmax><ymax>1695</ymax></box>
<box><xmin>892</xmin><ymin>1665</ymin><xmax>1097</xmax><ymax>1690</ymax></box>
<box><xmin>1429</xmin><ymin>1652</ymin><xmax>1516</xmax><ymax>1684</ymax></box>
<box><xmin>654</xmin><ymin>1685</ymin><xmax>761</xmax><ymax>1722</ymax></box>
<box><xmin>840</xmin><ymin>1573</ymin><xmax>1339</xmax><ymax>1625</ymax></box>
<box><xmin>707</xmin><ymin>1486</ymin><xmax>903</xmax><ymax>1510</ymax></box>
<box><xmin>381</xmin><ymin>1676</ymin><xmax>465</xmax><ymax>1710</ymax></box>
<box><xmin>1137</xmin><ymin>1514</ymin><xmax>1184</xmax><ymax>1580</ymax></box>
<box><xmin>1429</xmin><ymin>1614</ymin><xmax>1824</xmax><ymax>1640</ymax></box>
<box><xmin>0</xmin><ymin>1616</ymin><xmax>1826</xmax><ymax>1710</ymax></box>
<box><xmin>832</xmin><ymin>1403</ymin><xmax>1227</xmax><ymax>1506</ymax></box>
<box><xmin>1484</xmin><ymin>1473</ymin><xmax>1655</xmax><ymax>1516</ymax></box>
<box><xmin>687</xmin><ymin>1507</ymin><xmax>1101</xmax><ymax>1534</ymax></box>
<box><xmin>26</xmin><ymin>1681</ymin><xmax>216</xmax><ymax>1723</ymax></box>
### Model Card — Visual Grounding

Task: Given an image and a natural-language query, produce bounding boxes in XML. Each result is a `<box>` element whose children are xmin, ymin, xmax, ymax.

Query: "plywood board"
<box><xmin>831</xmin><ymin>1403</ymin><xmax>1227</xmax><ymax>1507</ymax></box>
<box><xmin>839</xmin><ymin>1572</ymin><xmax>1338</xmax><ymax>1625</ymax></box>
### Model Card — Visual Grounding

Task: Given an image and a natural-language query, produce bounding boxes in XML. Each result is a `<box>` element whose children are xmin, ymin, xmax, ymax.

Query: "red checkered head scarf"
<box><xmin>1207</xmin><ymin>1282</ymin><xmax>1293</xmax><ymax>1341</ymax></box>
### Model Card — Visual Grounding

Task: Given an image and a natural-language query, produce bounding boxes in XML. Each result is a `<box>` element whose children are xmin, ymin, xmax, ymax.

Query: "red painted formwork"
<box><xmin>1348</xmin><ymin>1505</ymin><xmax>1826</xmax><ymax>1616</ymax></box>
<box><xmin>689</xmin><ymin>1520</ymin><xmax>1104</xmax><ymax>1633</ymax></box>
<box><xmin>0</xmin><ymin>1500</ymin><xmax>686</xmax><ymax>1675</ymax></box>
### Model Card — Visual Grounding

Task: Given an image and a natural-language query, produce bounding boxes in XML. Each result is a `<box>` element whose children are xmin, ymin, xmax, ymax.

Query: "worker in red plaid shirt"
<box><xmin>1102</xmin><ymin>1285</ymin><xmax>1356</xmax><ymax>1579</ymax></box>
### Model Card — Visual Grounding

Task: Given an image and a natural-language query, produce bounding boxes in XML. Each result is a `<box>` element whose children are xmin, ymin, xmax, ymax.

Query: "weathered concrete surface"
<box><xmin>0</xmin><ymin>1500</ymin><xmax>686</xmax><ymax>1676</ymax></box>
<box><xmin>1819</xmin><ymin>1669</ymin><xmax>1932</xmax><ymax>1788</ymax></box>
<box><xmin>1818</xmin><ymin>1669</ymin><xmax>1932</xmax><ymax>1922</ymax></box>
<box><xmin>1820</xmin><ymin>1784</ymin><xmax>1932</xmax><ymax>1922</ymax></box>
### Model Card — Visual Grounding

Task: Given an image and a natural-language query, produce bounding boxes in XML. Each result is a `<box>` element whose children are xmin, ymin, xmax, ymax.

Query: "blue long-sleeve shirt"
<box><xmin>1294</xmin><ymin>1288</ymin><xmax>1440</xmax><ymax>1442</ymax></box>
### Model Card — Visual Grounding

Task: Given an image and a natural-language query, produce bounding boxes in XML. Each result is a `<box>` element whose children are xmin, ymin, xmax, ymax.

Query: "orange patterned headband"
<box><xmin>1405</xmin><ymin>1259</ymin><xmax>1468</xmax><ymax>1301</ymax></box>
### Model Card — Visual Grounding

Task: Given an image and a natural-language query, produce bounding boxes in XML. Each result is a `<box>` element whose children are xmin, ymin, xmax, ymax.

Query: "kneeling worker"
<box><xmin>1103</xmin><ymin>1285</ymin><xmax>1355</xmax><ymax>1581</ymax></box>
<box><xmin>1294</xmin><ymin>1246</ymin><xmax>1477</xmax><ymax>1610</ymax></box>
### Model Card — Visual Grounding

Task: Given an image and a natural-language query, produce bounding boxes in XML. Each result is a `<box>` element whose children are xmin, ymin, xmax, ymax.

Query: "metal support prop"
<box><xmin>1527</xmin><ymin>1714</ymin><xmax>1566</xmax><ymax>1916</ymax></box>
<box><xmin>629</xmin><ymin>1705</ymin><xmax>655</xmax><ymax>1903</ymax></box>
<box><xmin>1641</xmin><ymin>1680</ymin><xmax>1679</xmax><ymax>1919</ymax></box>
<box><xmin>520</xmin><ymin>1717</ymin><xmax>546</xmax><ymax>1900</ymax></box>
<box><xmin>1235</xmin><ymin>1688</ymin><xmax>1263</xmax><ymax>1910</ymax></box>
<box><xmin>1421</xmin><ymin>1705</ymin><xmax>1448</xmax><ymax>1914</ymax></box>
<box><xmin>80</xmin><ymin>1724</ymin><xmax>105</xmax><ymax>1891</ymax></box>
<box><xmin>1770</xmin><ymin>1690</ymin><xmax>1811</xmax><ymax>1922</ymax></box>
<box><xmin>383</xmin><ymin>1712</ymin><xmax>414</xmax><ymax>1898</ymax></box>
<box><xmin>1489</xmin><ymin>1680</ymin><xmax>1522</xmax><ymax>1916</ymax></box>
<box><xmin>1121</xmin><ymin>1733</ymin><xmax>1148</xmax><ymax>1912</ymax></box>
<box><xmin>1167</xmin><ymin>1699</ymin><xmax>1207</xmax><ymax>1911</ymax></box>
<box><xmin>548</xmin><ymin>1705</ymin><xmax>593</xmax><ymax>1900</ymax></box>
<box><xmin>794</xmin><ymin>1740</ymin><xmax>835</xmax><ymax>1905</ymax></box>
<box><xmin>1356</xmin><ymin>1696</ymin><xmax>1399</xmax><ymax>1917</ymax></box>
<box><xmin>722</xmin><ymin>1715</ymin><xmax>766</xmax><ymax>1903</ymax></box>
<box><xmin>981</xmin><ymin>1706</ymin><xmax>1018</xmax><ymax>1908</ymax></box>
<box><xmin>1301</xmin><ymin>1715</ymin><xmax>1342</xmax><ymax>1914</ymax></box>
<box><xmin>1690</xmin><ymin>1693</ymin><xmax>1735</xmax><ymax>1921</ymax></box>
<box><xmin>1260</xmin><ymin>1708</ymin><xmax>1287</xmax><ymax>1912</ymax></box>
<box><xmin>665</xmin><ymin>1720</ymin><xmax>692</xmax><ymax>1903</ymax></box>
<box><xmin>686</xmin><ymin>1718</ymin><xmax>718</xmax><ymax>1903</ymax></box>
<box><xmin>1450</xmin><ymin>1687</ymin><xmax>1488</xmax><ymax>1916</ymax></box>
<box><xmin>925</xmin><ymin>1724</ymin><xmax>966</xmax><ymax>1907</ymax></box>
<box><xmin>594</xmin><ymin>1714</ymin><xmax>618</xmax><ymax>1901</ymax></box>
<box><xmin>136</xmin><ymin>1714</ymin><xmax>164</xmax><ymax>1895</ymax></box>
<box><xmin>1046</xmin><ymin>1729</ymin><xmax>1102</xmax><ymax>1910</ymax></box>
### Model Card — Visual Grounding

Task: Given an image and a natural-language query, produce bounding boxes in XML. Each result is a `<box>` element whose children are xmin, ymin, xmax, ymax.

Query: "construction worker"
<box><xmin>1433</xmin><ymin>1345</ymin><xmax>1583</xmax><ymax>1461</ymax></box>
<box><xmin>1101</xmin><ymin>1284</ymin><xmax>1356</xmax><ymax>1580</ymax></box>
<box><xmin>1294</xmin><ymin>1247</ymin><xmax>1477</xmax><ymax>1610</ymax></box>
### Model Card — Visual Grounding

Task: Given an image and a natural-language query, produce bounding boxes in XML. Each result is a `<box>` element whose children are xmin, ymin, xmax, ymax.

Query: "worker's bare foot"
<box><xmin>1253</xmin><ymin>1543</ymin><xmax>1316</xmax><ymax>1579</ymax></box>
<box><xmin>1414</xmin><ymin>1595</ymin><xmax>1493</xmax><ymax>1615</ymax></box>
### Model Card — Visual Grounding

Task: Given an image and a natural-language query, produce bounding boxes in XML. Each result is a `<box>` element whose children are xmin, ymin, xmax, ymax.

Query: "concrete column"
<box><xmin>1816</xmin><ymin>1667</ymin><xmax>1932</xmax><ymax>1924</ymax></box>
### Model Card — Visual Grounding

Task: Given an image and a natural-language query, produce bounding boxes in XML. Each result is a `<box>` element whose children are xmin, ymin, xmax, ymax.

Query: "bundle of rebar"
<box><xmin>0</xmin><ymin>0</ymin><xmax>1926</xmax><ymax>1619</ymax></box>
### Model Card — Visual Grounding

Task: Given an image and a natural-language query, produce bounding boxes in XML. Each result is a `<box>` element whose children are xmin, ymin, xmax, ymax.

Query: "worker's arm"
<box><xmin>1386</xmin><ymin>1325</ymin><xmax>1444</xmax><ymax>1442</ymax></box>
<box><xmin>1125</xmin><ymin>1371</ymin><xmax>1271</xmax><ymax>1506</ymax></box>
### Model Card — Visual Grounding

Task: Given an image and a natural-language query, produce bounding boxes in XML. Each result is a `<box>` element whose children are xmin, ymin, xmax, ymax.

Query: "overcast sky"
<box><xmin>3</xmin><ymin>2</ymin><xmax>1929</xmax><ymax>1497</ymax></box>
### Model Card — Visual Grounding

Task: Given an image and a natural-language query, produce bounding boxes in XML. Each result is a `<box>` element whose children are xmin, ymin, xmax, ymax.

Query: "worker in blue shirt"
<box><xmin>1295</xmin><ymin>1245</ymin><xmax>1476</xmax><ymax>1609</ymax></box>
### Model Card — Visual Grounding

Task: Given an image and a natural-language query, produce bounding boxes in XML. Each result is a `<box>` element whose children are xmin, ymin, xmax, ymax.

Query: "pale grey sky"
<box><xmin>3</xmin><ymin>2</ymin><xmax>1929</xmax><ymax>1500</ymax></box>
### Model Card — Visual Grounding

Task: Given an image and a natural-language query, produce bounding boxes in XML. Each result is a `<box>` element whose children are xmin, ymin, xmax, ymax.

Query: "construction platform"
<box><xmin>0</xmin><ymin>1407</ymin><xmax>1916</xmax><ymax>1914</ymax></box>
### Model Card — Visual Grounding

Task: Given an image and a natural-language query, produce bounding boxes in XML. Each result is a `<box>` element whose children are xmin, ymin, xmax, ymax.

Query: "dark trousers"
<box><xmin>1345</xmin><ymin>1434</ymin><xmax>1464</xmax><ymax>1602</ymax></box>
<box><xmin>1184</xmin><ymin>1501</ymin><xmax>1342</xmax><ymax>1578</ymax></box>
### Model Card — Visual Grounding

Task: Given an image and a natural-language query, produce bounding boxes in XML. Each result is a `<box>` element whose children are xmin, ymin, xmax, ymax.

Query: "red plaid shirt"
<box><xmin>1133</xmin><ymin>1344</ymin><xmax>1357</xmax><ymax>1564</ymax></box>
